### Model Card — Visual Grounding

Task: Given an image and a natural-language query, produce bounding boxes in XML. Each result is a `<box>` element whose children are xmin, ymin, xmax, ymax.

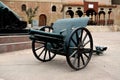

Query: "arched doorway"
<box><xmin>66</xmin><ymin>10</ymin><xmax>74</xmax><ymax>18</ymax></box>
<box><xmin>86</xmin><ymin>9</ymin><xmax>97</xmax><ymax>25</ymax></box>
<box><xmin>39</xmin><ymin>14</ymin><xmax>47</xmax><ymax>26</ymax></box>
<box><xmin>76</xmin><ymin>10</ymin><xmax>83</xmax><ymax>17</ymax></box>
<box><xmin>107</xmin><ymin>9</ymin><xmax>114</xmax><ymax>25</ymax></box>
<box><xmin>98</xmin><ymin>10</ymin><xmax>106</xmax><ymax>25</ymax></box>
<box><xmin>86</xmin><ymin>9</ymin><xmax>97</xmax><ymax>16</ymax></box>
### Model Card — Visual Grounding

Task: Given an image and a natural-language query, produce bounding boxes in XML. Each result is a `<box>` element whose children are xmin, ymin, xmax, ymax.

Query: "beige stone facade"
<box><xmin>1</xmin><ymin>0</ymin><xmax>63</xmax><ymax>26</ymax></box>
<box><xmin>114</xmin><ymin>5</ymin><xmax>120</xmax><ymax>25</ymax></box>
<box><xmin>1</xmin><ymin>0</ymin><xmax>120</xmax><ymax>26</ymax></box>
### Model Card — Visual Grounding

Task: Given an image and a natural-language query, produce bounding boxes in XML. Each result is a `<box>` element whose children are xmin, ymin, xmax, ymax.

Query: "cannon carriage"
<box><xmin>29</xmin><ymin>17</ymin><xmax>93</xmax><ymax>70</ymax></box>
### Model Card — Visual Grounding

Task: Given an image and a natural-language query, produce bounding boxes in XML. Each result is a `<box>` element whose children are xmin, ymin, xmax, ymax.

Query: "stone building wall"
<box><xmin>85</xmin><ymin>0</ymin><xmax>112</xmax><ymax>5</ymax></box>
<box><xmin>1</xmin><ymin>1</ymin><xmax>63</xmax><ymax>26</ymax></box>
<box><xmin>1</xmin><ymin>0</ymin><xmax>120</xmax><ymax>27</ymax></box>
<box><xmin>114</xmin><ymin>5</ymin><xmax>120</xmax><ymax>26</ymax></box>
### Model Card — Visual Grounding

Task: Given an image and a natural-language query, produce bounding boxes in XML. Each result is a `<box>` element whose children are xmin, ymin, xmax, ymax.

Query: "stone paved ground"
<box><xmin>0</xmin><ymin>32</ymin><xmax>120</xmax><ymax>80</ymax></box>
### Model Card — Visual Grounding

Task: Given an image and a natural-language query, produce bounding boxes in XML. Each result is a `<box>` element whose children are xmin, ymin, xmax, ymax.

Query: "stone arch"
<box><xmin>86</xmin><ymin>9</ymin><xmax>97</xmax><ymax>17</ymax></box>
<box><xmin>66</xmin><ymin>9</ymin><xmax>74</xmax><ymax>18</ymax></box>
<box><xmin>86</xmin><ymin>9</ymin><xmax>97</xmax><ymax>25</ymax></box>
<box><xmin>108</xmin><ymin>10</ymin><xmax>113</xmax><ymax>20</ymax></box>
<box><xmin>98</xmin><ymin>10</ymin><xmax>106</xmax><ymax>25</ymax></box>
<box><xmin>76</xmin><ymin>10</ymin><xmax>83</xmax><ymax>17</ymax></box>
<box><xmin>99</xmin><ymin>11</ymin><xmax>105</xmax><ymax>19</ymax></box>
<box><xmin>107</xmin><ymin>10</ymin><xmax>114</xmax><ymax>25</ymax></box>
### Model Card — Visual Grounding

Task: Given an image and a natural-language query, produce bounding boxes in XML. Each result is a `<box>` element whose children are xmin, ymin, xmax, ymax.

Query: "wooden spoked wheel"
<box><xmin>32</xmin><ymin>40</ymin><xmax>56</xmax><ymax>62</ymax></box>
<box><xmin>66</xmin><ymin>27</ymin><xmax>93</xmax><ymax>70</ymax></box>
<box><xmin>31</xmin><ymin>27</ymin><xmax>56</xmax><ymax>62</ymax></box>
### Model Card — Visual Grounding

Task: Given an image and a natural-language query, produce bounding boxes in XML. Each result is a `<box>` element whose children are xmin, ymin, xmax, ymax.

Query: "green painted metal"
<box><xmin>29</xmin><ymin>17</ymin><xmax>89</xmax><ymax>54</ymax></box>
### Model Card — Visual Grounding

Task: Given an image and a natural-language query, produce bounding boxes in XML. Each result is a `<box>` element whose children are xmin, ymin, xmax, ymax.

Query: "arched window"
<box><xmin>21</xmin><ymin>4</ymin><xmax>26</xmax><ymax>11</ymax></box>
<box><xmin>52</xmin><ymin>5</ymin><xmax>56</xmax><ymax>12</ymax></box>
<box><xmin>66</xmin><ymin>10</ymin><xmax>74</xmax><ymax>18</ymax></box>
<box><xmin>68</xmin><ymin>7</ymin><xmax>72</xmax><ymax>9</ymax></box>
<box><xmin>76</xmin><ymin>10</ymin><xmax>83</xmax><ymax>17</ymax></box>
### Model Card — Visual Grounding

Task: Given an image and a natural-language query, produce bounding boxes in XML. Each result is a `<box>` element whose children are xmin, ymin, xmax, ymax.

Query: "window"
<box><xmin>21</xmin><ymin>4</ymin><xmax>26</xmax><ymax>11</ymax></box>
<box><xmin>100</xmin><ymin>8</ymin><xmax>104</xmax><ymax>11</ymax></box>
<box><xmin>109</xmin><ymin>8</ymin><xmax>112</xmax><ymax>11</ymax></box>
<box><xmin>76</xmin><ymin>10</ymin><xmax>83</xmax><ymax>17</ymax></box>
<box><xmin>88</xmin><ymin>4</ymin><xmax>94</xmax><ymax>8</ymax></box>
<box><xmin>66</xmin><ymin>10</ymin><xmax>74</xmax><ymax>18</ymax></box>
<box><xmin>68</xmin><ymin>7</ymin><xmax>72</xmax><ymax>9</ymax></box>
<box><xmin>52</xmin><ymin>5</ymin><xmax>56</xmax><ymax>12</ymax></box>
<box><xmin>77</xmin><ymin>7</ymin><xmax>81</xmax><ymax>9</ymax></box>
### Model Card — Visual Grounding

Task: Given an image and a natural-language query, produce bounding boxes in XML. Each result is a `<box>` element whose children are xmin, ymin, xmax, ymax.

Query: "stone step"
<box><xmin>0</xmin><ymin>35</ymin><xmax>30</xmax><ymax>44</ymax></box>
<box><xmin>0</xmin><ymin>41</ymin><xmax>32</xmax><ymax>53</ymax></box>
<box><xmin>0</xmin><ymin>35</ymin><xmax>32</xmax><ymax>53</ymax></box>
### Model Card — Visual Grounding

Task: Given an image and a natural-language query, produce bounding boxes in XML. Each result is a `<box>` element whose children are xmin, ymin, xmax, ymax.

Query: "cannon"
<box><xmin>0</xmin><ymin>1</ymin><xmax>27</xmax><ymax>30</ymax></box>
<box><xmin>29</xmin><ymin>17</ymin><xmax>93</xmax><ymax>70</ymax></box>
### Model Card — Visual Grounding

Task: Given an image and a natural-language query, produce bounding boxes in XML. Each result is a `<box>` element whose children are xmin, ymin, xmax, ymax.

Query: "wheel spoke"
<box><xmin>77</xmin><ymin>55</ymin><xmax>80</xmax><ymax>68</ymax></box>
<box><xmin>73</xmin><ymin>53</ymin><xmax>78</xmax><ymax>66</ymax></box>
<box><xmin>70</xmin><ymin>50</ymin><xmax>77</xmax><ymax>58</ymax></box>
<box><xmin>69</xmin><ymin>47</ymin><xmax>78</xmax><ymax>50</ymax></box>
<box><xmin>44</xmin><ymin>49</ymin><xmax>47</xmax><ymax>60</ymax></box>
<box><xmin>79</xmin><ymin>29</ymin><xmax>83</xmax><ymax>41</ymax></box>
<box><xmin>80</xmin><ymin>54</ymin><xmax>85</xmax><ymax>65</ymax></box>
<box><xmin>38</xmin><ymin>48</ymin><xmax>45</xmax><ymax>57</ymax></box>
<box><xmin>83</xmin><ymin>53</ymin><xmax>90</xmax><ymax>59</ymax></box>
<box><xmin>35</xmin><ymin>46</ymin><xmax>44</xmax><ymax>51</ymax></box>
<box><xmin>76</xmin><ymin>31</ymin><xmax>79</xmax><ymax>44</ymax></box>
<box><xmin>71</xmin><ymin>38</ymin><xmax>77</xmax><ymax>46</ymax></box>
<box><xmin>82</xmin><ymin>32</ymin><xmax>87</xmax><ymax>43</ymax></box>
<box><xmin>83</xmin><ymin>40</ymin><xmax>90</xmax><ymax>47</ymax></box>
<box><xmin>48</xmin><ymin>50</ymin><xmax>51</xmax><ymax>59</ymax></box>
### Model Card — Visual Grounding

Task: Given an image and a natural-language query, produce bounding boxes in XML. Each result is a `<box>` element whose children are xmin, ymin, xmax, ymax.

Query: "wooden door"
<box><xmin>39</xmin><ymin>14</ymin><xmax>47</xmax><ymax>26</ymax></box>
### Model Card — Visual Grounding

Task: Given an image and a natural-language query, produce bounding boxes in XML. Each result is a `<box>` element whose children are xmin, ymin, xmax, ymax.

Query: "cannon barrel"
<box><xmin>29</xmin><ymin>29</ymin><xmax>64</xmax><ymax>43</ymax></box>
<box><xmin>0</xmin><ymin>1</ymin><xmax>27</xmax><ymax>30</ymax></box>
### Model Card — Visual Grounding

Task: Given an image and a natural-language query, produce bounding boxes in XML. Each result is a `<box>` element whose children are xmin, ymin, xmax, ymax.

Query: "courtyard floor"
<box><xmin>0</xmin><ymin>32</ymin><xmax>120</xmax><ymax>80</ymax></box>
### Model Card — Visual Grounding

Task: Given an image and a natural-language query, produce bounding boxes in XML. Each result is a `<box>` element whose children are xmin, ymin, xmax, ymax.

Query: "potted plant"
<box><xmin>25</xmin><ymin>6</ymin><xmax>39</xmax><ymax>28</ymax></box>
